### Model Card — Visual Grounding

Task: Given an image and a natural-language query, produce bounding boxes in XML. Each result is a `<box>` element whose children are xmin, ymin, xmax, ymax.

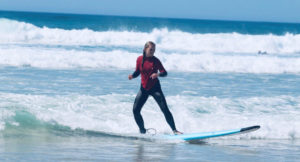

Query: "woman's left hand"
<box><xmin>150</xmin><ymin>73</ymin><xmax>158</xmax><ymax>79</ymax></box>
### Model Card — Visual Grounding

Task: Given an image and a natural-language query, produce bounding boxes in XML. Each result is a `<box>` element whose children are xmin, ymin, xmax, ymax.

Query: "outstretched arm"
<box><xmin>128</xmin><ymin>70</ymin><xmax>140</xmax><ymax>80</ymax></box>
<box><xmin>129</xmin><ymin>57</ymin><xmax>141</xmax><ymax>80</ymax></box>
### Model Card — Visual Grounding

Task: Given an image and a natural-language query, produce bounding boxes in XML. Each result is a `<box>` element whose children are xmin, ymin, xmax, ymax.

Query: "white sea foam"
<box><xmin>0</xmin><ymin>92</ymin><xmax>299</xmax><ymax>140</ymax></box>
<box><xmin>1</xmin><ymin>47</ymin><xmax>300</xmax><ymax>73</ymax></box>
<box><xmin>1</xmin><ymin>18</ymin><xmax>300</xmax><ymax>73</ymax></box>
<box><xmin>0</xmin><ymin>47</ymin><xmax>139</xmax><ymax>69</ymax></box>
<box><xmin>1</xmin><ymin>18</ymin><xmax>300</xmax><ymax>54</ymax></box>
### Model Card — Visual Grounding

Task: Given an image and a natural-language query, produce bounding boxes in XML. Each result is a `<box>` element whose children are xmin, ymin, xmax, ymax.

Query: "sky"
<box><xmin>0</xmin><ymin>0</ymin><xmax>300</xmax><ymax>23</ymax></box>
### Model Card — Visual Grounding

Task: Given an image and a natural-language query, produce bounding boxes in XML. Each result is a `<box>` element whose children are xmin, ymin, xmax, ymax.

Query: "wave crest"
<box><xmin>1</xmin><ymin>47</ymin><xmax>300</xmax><ymax>73</ymax></box>
<box><xmin>1</xmin><ymin>18</ymin><xmax>300</xmax><ymax>54</ymax></box>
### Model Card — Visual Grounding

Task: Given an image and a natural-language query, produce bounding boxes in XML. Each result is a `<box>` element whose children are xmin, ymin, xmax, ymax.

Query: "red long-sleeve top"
<box><xmin>132</xmin><ymin>55</ymin><xmax>167</xmax><ymax>90</ymax></box>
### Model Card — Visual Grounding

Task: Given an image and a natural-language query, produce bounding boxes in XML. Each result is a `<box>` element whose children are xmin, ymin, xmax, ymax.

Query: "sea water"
<box><xmin>0</xmin><ymin>11</ymin><xmax>300</xmax><ymax>161</ymax></box>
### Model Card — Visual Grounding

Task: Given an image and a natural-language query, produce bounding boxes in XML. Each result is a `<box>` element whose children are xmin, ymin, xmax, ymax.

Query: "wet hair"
<box><xmin>142</xmin><ymin>41</ymin><xmax>156</xmax><ymax>68</ymax></box>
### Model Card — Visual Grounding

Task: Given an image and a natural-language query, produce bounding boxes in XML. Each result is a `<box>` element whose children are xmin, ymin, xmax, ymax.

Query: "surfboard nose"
<box><xmin>240</xmin><ymin>125</ymin><xmax>260</xmax><ymax>133</ymax></box>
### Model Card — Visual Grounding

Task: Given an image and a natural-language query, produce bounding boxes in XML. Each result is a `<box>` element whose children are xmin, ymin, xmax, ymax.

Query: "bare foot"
<box><xmin>173</xmin><ymin>130</ymin><xmax>183</xmax><ymax>135</ymax></box>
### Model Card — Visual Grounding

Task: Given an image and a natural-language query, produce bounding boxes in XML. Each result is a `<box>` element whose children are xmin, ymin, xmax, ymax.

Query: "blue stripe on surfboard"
<box><xmin>161</xmin><ymin>125</ymin><xmax>260</xmax><ymax>141</ymax></box>
<box><xmin>162</xmin><ymin>129</ymin><xmax>241</xmax><ymax>140</ymax></box>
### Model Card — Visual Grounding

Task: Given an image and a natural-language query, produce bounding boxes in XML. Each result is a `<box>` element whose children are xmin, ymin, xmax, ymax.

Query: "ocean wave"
<box><xmin>1</xmin><ymin>18</ymin><xmax>300</xmax><ymax>54</ymax></box>
<box><xmin>0</xmin><ymin>93</ymin><xmax>299</xmax><ymax>140</ymax></box>
<box><xmin>0</xmin><ymin>47</ymin><xmax>300</xmax><ymax>73</ymax></box>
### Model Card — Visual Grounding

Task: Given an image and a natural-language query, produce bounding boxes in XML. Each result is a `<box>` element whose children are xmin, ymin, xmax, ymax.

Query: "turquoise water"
<box><xmin>2</xmin><ymin>10</ymin><xmax>300</xmax><ymax>34</ymax></box>
<box><xmin>0</xmin><ymin>10</ymin><xmax>300</xmax><ymax>161</ymax></box>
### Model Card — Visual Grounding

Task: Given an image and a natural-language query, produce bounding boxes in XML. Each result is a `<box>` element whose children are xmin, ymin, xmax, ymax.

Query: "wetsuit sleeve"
<box><xmin>132</xmin><ymin>70</ymin><xmax>140</xmax><ymax>78</ymax></box>
<box><xmin>132</xmin><ymin>57</ymin><xmax>141</xmax><ymax>78</ymax></box>
<box><xmin>159</xmin><ymin>71</ymin><xmax>167</xmax><ymax>77</ymax></box>
<box><xmin>157</xmin><ymin>59</ymin><xmax>167</xmax><ymax>77</ymax></box>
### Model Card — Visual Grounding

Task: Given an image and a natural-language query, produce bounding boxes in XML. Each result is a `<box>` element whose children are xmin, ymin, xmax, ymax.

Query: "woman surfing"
<box><xmin>128</xmin><ymin>41</ymin><xmax>182</xmax><ymax>135</ymax></box>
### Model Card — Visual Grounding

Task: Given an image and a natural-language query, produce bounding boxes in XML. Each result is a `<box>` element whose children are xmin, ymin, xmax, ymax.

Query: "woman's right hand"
<box><xmin>128</xmin><ymin>74</ymin><xmax>133</xmax><ymax>80</ymax></box>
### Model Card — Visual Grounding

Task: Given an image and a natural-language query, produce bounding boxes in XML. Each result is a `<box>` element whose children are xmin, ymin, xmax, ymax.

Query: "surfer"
<box><xmin>128</xmin><ymin>41</ymin><xmax>182</xmax><ymax>135</ymax></box>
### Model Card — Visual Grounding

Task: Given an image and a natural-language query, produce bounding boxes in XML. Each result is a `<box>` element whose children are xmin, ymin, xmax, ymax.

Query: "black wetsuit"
<box><xmin>133</xmin><ymin>81</ymin><xmax>177</xmax><ymax>134</ymax></box>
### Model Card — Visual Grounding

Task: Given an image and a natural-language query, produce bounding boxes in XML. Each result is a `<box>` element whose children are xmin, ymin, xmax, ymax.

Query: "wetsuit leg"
<box><xmin>150</xmin><ymin>83</ymin><xmax>177</xmax><ymax>131</ymax></box>
<box><xmin>133</xmin><ymin>88</ymin><xmax>149</xmax><ymax>133</ymax></box>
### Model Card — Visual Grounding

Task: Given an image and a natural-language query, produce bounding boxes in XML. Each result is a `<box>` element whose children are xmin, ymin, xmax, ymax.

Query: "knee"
<box><xmin>154</xmin><ymin>93</ymin><xmax>165</xmax><ymax>103</ymax></box>
<box><xmin>161</xmin><ymin>107</ymin><xmax>171</xmax><ymax>115</ymax></box>
<box><xmin>133</xmin><ymin>106</ymin><xmax>140</xmax><ymax>115</ymax></box>
<box><xmin>157</xmin><ymin>97</ymin><xmax>168</xmax><ymax>110</ymax></box>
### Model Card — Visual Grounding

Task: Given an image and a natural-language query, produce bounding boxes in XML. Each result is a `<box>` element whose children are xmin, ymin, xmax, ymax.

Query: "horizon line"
<box><xmin>1</xmin><ymin>9</ymin><xmax>300</xmax><ymax>25</ymax></box>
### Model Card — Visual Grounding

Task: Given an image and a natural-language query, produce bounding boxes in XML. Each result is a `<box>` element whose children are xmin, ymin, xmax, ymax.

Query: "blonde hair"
<box><xmin>142</xmin><ymin>41</ymin><xmax>156</xmax><ymax>68</ymax></box>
